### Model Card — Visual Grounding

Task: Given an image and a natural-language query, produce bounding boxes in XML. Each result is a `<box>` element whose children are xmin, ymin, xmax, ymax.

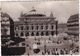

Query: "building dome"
<box><xmin>26</xmin><ymin>7</ymin><xmax>46</xmax><ymax>17</ymax></box>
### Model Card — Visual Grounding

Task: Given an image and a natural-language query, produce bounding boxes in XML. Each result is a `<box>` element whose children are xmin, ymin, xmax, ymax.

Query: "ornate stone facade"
<box><xmin>14</xmin><ymin>8</ymin><xmax>58</xmax><ymax>38</ymax></box>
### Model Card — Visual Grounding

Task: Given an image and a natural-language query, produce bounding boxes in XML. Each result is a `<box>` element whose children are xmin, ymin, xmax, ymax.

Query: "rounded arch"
<box><xmin>31</xmin><ymin>32</ymin><xmax>34</xmax><ymax>36</ymax></box>
<box><xmin>25</xmin><ymin>32</ymin><xmax>29</xmax><ymax>36</ymax></box>
<box><xmin>36</xmin><ymin>32</ymin><xmax>39</xmax><ymax>36</ymax></box>
<box><xmin>20</xmin><ymin>32</ymin><xmax>24</xmax><ymax>36</ymax></box>
<box><xmin>16</xmin><ymin>33</ymin><xmax>18</xmax><ymax>36</ymax></box>
<box><xmin>46</xmin><ymin>31</ymin><xmax>49</xmax><ymax>36</ymax></box>
<box><xmin>41</xmin><ymin>32</ymin><xmax>44</xmax><ymax>36</ymax></box>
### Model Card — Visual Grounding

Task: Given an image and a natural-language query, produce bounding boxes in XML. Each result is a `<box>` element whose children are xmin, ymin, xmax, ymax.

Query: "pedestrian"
<box><xmin>56</xmin><ymin>48</ymin><xmax>57</xmax><ymax>51</ymax></box>
<box><xmin>52</xmin><ymin>52</ymin><xmax>54</xmax><ymax>55</ymax></box>
<box><xmin>42</xmin><ymin>51</ymin><xmax>44</xmax><ymax>55</ymax></box>
<box><xmin>28</xmin><ymin>53</ymin><xmax>29</xmax><ymax>56</ymax></box>
<box><xmin>56</xmin><ymin>52</ymin><xmax>59</xmax><ymax>55</ymax></box>
<box><xmin>29</xmin><ymin>47</ymin><xmax>31</xmax><ymax>50</ymax></box>
<box><xmin>27</xmin><ymin>44</ymin><xmax>29</xmax><ymax>47</ymax></box>
<box><xmin>48</xmin><ymin>51</ymin><xmax>50</xmax><ymax>54</ymax></box>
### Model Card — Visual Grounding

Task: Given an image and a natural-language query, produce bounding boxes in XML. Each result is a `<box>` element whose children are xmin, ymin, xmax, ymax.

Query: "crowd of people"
<box><xmin>41</xmin><ymin>48</ymin><xmax>69</xmax><ymax>55</ymax></box>
<box><xmin>41</xmin><ymin>47</ymin><xmax>79</xmax><ymax>55</ymax></box>
<box><xmin>25</xmin><ymin>34</ymin><xmax>79</xmax><ymax>55</ymax></box>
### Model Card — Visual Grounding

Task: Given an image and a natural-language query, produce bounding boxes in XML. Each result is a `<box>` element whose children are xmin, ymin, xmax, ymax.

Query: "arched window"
<box><xmin>41</xmin><ymin>32</ymin><xmax>44</xmax><ymax>36</ymax></box>
<box><xmin>36</xmin><ymin>32</ymin><xmax>39</xmax><ymax>36</ymax></box>
<box><xmin>21</xmin><ymin>32</ymin><xmax>24</xmax><ymax>36</ymax></box>
<box><xmin>46</xmin><ymin>31</ymin><xmax>49</xmax><ymax>36</ymax></box>
<box><xmin>31</xmin><ymin>32</ymin><xmax>34</xmax><ymax>36</ymax></box>
<box><xmin>51</xmin><ymin>31</ymin><xmax>54</xmax><ymax>36</ymax></box>
<box><xmin>25</xmin><ymin>32</ymin><xmax>29</xmax><ymax>36</ymax></box>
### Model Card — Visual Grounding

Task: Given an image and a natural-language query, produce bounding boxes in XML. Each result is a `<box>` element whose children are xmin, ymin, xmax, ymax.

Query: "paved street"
<box><xmin>23</xmin><ymin>35</ymin><xmax>79</xmax><ymax>55</ymax></box>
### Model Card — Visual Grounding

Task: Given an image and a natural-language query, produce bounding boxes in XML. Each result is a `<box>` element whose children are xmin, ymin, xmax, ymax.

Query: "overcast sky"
<box><xmin>1</xmin><ymin>0</ymin><xmax>79</xmax><ymax>23</ymax></box>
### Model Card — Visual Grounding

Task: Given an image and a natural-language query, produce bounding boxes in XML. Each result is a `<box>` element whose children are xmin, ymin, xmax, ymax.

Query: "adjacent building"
<box><xmin>67</xmin><ymin>14</ymin><xmax>79</xmax><ymax>37</ymax></box>
<box><xmin>1</xmin><ymin>12</ymin><xmax>14</xmax><ymax>46</ymax></box>
<box><xmin>1</xmin><ymin>12</ymin><xmax>25</xmax><ymax>55</ymax></box>
<box><xmin>14</xmin><ymin>8</ymin><xmax>58</xmax><ymax>39</ymax></box>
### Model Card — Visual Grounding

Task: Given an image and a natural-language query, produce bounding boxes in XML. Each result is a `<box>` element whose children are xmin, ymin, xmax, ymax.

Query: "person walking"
<box><xmin>27</xmin><ymin>53</ymin><xmax>29</xmax><ymax>56</ymax></box>
<box><xmin>42</xmin><ymin>51</ymin><xmax>44</xmax><ymax>55</ymax></box>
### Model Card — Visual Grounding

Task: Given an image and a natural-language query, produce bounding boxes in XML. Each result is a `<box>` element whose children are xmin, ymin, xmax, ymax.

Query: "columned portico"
<box><xmin>14</xmin><ymin>29</ymin><xmax>56</xmax><ymax>37</ymax></box>
<box><xmin>18</xmin><ymin>32</ymin><xmax>20</xmax><ymax>37</ymax></box>
<box><xmin>14</xmin><ymin>8</ymin><xmax>58</xmax><ymax>38</ymax></box>
<box><xmin>39</xmin><ymin>32</ymin><xmax>41</xmax><ymax>36</ymax></box>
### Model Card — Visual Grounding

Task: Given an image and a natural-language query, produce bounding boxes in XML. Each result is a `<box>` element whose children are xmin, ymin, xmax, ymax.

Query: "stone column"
<box><xmin>29</xmin><ymin>32</ymin><xmax>31</xmax><ymax>36</ymax></box>
<box><xmin>44</xmin><ymin>24</ymin><xmax>45</xmax><ymax>30</ymax></box>
<box><xmin>34</xmin><ymin>25</ymin><xmax>36</xmax><ymax>30</ymax></box>
<box><xmin>49</xmin><ymin>31</ymin><xmax>51</xmax><ymax>36</ymax></box>
<box><xmin>49</xmin><ymin>24</ymin><xmax>51</xmax><ymax>36</ymax></box>
<box><xmin>54</xmin><ymin>24</ymin><xmax>56</xmax><ymax>30</ymax></box>
<box><xmin>24</xmin><ymin>25</ymin><xmax>25</xmax><ymax>30</ymax></box>
<box><xmin>18</xmin><ymin>26</ymin><xmax>19</xmax><ymax>30</ymax></box>
<box><xmin>44</xmin><ymin>32</ymin><xmax>45</xmax><ymax>36</ymax></box>
<box><xmin>48</xmin><ymin>24</ymin><xmax>49</xmax><ymax>30</ymax></box>
<box><xmin>24</xmin><ymin>31</ymin><xmax>25</xmax><ymax>37</ymax></box>
<box><xmin>49</xmin><ymin>24</ymin><xmax>51</xmax><ymax>30</ymax></box>
<box><xmin>29</xmin><ymin>25</ymin><xmax>31</xmax><ymax>30</ymax></box>
<box><xmin>18</xmin><ymin>31</ymin><xmax>20</xmax><ymax>37</ymax></box>
<box><xmin>39</xmin><ymin>32</ymin><xmax>41</xmax><ymax>36</ymax></box>
<box><xmin>39</xmin><ymin>25</ymin><xmax>41</xmax><ymax>30</ymax></box>
<box><xmin>34</xmin><ymin>32</ymin><xmax>36</xmax><ymax>38</ymax></box>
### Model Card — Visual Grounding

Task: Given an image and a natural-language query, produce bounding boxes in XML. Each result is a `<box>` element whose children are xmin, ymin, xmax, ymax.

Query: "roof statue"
<box><xmin>30</xmin><ymin>7</ymin><xmax>36</xmax><ymax>12</ymax></box>
<box><xmin>26</xmin><ymin>7</ymin><xmax>46</xmax><ymax>17</ymax></box>
<box><xmin>50</xmin><ymin>11</ymin><xmax>53</xmax><ymax>18</ymax></box>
